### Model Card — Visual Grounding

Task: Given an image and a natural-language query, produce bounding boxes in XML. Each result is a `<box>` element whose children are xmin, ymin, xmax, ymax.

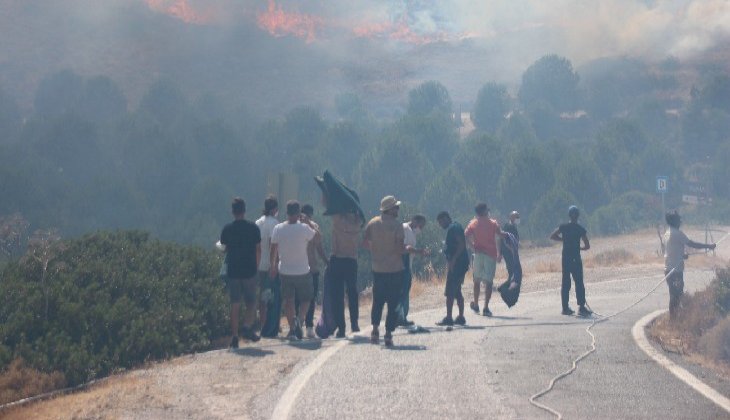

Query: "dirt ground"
<box><xmin>3</xmin><ymin>226</ymin><xmax>727</xmax><ymax>419</ymax></box>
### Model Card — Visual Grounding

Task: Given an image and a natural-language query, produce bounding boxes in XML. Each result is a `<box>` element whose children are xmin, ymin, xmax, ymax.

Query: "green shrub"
<box><xmin>0</xmin><ymin>230</ymin><xmax>227</xmax><ymax>386</ymax></box>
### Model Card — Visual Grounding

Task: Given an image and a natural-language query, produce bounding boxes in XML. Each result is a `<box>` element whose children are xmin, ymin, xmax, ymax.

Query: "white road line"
<box><xmin>270</xmin><ymin>338</ymin><xmax>350</xmax><ymax>420</ymax></box>
<box><xmin>269</xmin><ymin>272</ymin><xmax>670</xmax><ymax>420</ymax></box>
<box><xmin>632</xmin><ymin>310</ymin><xmax>730</xmax><ymax>414</ymax></box>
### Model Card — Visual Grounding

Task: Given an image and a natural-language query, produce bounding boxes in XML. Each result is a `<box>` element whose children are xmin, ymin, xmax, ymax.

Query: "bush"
<box><xmin>589</xmin><ymin>191</ymin><xmax>659</xmax><ymax>236</ymax></box>
<box><xmin>698</xmin><ymin>317</ymin><xmax>730</xmax><ymax>363</ymax></box>
<box><xmin>0</xmin><ymin>358</ymin><xmax>66</xmax><ymax>404</ymax></box>
<box><xmin>714</xmin><ymin>266</ymin><xmax>730</xmax><ymax>314</ymax></box>
<box><xmin>0</xmin><ymin>231</ymin><xmax>227</xmax><ymax>388</ymax></box>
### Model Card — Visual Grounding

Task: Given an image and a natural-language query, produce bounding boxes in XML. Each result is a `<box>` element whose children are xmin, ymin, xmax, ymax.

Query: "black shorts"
<box><xmin>444</xmin><ymin>268</ymin><xmax>466</xmax><ymax>299</ymax></box>
<box><xmin>226</xmin><ymin>276</ymin><xmax>257</xmax><ymax>304</ymax></box>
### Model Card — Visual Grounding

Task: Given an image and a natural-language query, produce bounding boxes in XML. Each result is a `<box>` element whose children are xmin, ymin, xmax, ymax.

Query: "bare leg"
<box><xmin>285</xmin><ymin>298</ymin><xmax>296</xmax><ymax>331</ymax></box>
<box><xmin>244</xmin><ymin>302</ymin><xmax>257</xmax><ymax>329</ymax></box>
<box><xmin>456</xmin><ymin>296</ymin><xmax>465</xmax><ymax>317</ymax></box>
<box><xmin>473</xmin><ymin>281</ymin><xmax>480</xmax><ymax>306</ymax></box>
<box><xmin>483</xmin><ymin>286</ymin><xmax>492</xmax><ymax>311</ymax></box>
<box><xmin>230</xmin><ymin>303</ymin><xmax>240</xmax><ymax>337</ymax></box>
<box><xmin>298</xmin><ymin>300</ymin><xmax>310</xmax><ymax>325</ymax></box>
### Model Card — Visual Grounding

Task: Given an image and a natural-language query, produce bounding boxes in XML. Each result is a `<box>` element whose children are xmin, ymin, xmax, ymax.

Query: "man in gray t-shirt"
<box><xmin>663</xmin><ymin>211</ymin><xmax>715</xmax><ymax>319</ymax></box>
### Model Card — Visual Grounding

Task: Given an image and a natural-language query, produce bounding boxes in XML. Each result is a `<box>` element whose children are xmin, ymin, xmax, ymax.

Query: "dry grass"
<box><xmin>533</xmin><ymin>260</ymin><xmax>561</xmax><ymax>273</ymax></box>
<box><xmin>648</xmin><ymin>280</ymin><xmax>730</xmax><ymax>377</ymax></box>
<box><xmin>2</xmin><ymin>374</ymin><xmax>150</xmax><ymax>420</ymax></box>
<box><xmin>532</xmin><ymin>248</ymin><xmax>659</xmax><ymax>273</ymax></box>
<box><xmin>0</xmin><ymin>359</ymin><xmax>66</xmax><ymax>405</ymax></box>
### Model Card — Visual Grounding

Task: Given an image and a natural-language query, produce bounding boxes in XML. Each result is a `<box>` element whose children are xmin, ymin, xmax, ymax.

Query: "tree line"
<box><xmin>0</xmin><ymin>54</ymin><xmax>728</xmax><ymax>248</ymax></box>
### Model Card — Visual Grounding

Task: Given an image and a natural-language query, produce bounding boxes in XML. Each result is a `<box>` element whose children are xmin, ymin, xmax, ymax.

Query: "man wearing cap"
<box><xmin>362</xmin><ymin>195</ymin><xmax>406</xmax><ymax>347</ymax></box>
<box><xmin>663</xmin><ymin>210</ymin><xmax>716</xmax><ymax>320</ymax></box>
<box><xmin>270</xmin><ymin>201</ymin><xmax>318</xmax><ymax>340</ymax></box>
<box><xmin>464</xmin><ymin>202</ymin><xmax>505</xmax><ymax>317</ymax></box>
<box><xmin>550</xmin><ymin>206</ymin><xmax>591</xmax><ymax>316</ymax></box>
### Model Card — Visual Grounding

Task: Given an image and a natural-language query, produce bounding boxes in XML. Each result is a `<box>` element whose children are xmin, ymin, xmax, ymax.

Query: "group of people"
<box><xmin>219</xmin><ymin>189</ymin><xmax>716</xmax><ymax>349</ymax></box>
<box><xmin>218</xmin><ymin>190</ymin><xmax>531</xmax><ymax>348</ymax></box>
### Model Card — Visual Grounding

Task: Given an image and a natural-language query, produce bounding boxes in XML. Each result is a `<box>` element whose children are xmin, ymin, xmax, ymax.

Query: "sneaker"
<box><xmin>562</xmin><ymin>307</ymin><xmax>575</xmax><ymax>316</ymax></box>
<box><xmin>306</xmin><ymin>326</ymin><xmax>316</xmax><ymax>339</ymax></box>
<box><xmin>370</xmin><ymin>329</ymin><xmax>379</xmax><ymax>344</ymax></box>
<box><xmin>400</xmin><ymin>319</ymin><xmax>415</xmax><ymax>327</ymax></box>
<box><xmin>470</xmin><ymin>302</ymin><xmax>480</xmax><ymax>314</ymax></box>
<box><xmin>384</xmin><ymin>333</ymin><xmax>394</xmax><ymax>347</ymax></box>
<box><xmin>351</xmin><ymin>324</ymin><xmax>361</xmax><ymax>333</ymax></box>
<box><xmin>287</xmin><ymin>330</ymin><xmax>298</xmax><ymax>341</ymax></box>
<box><xmin>482</xmin><ymin>308</ymin><xmax>493</xmax><ymax>317</ymax></box>
<box><xmin>454</xmin><ymin>315</ymin><xmax>466</xmax><ymax>326</ymax></box>
<box><xmin>229</xmin><ymin>336</ymin><xmax>239</xmax><ymax>349</ymax></box>
<box><xmin>241</xmin><ymin>328</ymin><xmax>261</xmax><ymax>343</ymax></box>
<box><xmin>335</xmin><ymin>329</ymin><xmax>346</xmax><ymax>339</ymax></box>
<box><xmin>578</xmin><ymin>306</ymin><xmax>593</xmax><ymax>317</ymax></box>
<box><xmin>436</xmin><ymin>316</ymin><xmax>454</xmax><ymax>326</ymax></box>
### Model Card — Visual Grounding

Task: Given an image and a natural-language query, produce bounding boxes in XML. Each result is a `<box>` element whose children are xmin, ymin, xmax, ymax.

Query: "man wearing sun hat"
<box><xmin>362</xmin><ymin>195</ymin><xmax>406</xmax><ymax>347</ymax></box>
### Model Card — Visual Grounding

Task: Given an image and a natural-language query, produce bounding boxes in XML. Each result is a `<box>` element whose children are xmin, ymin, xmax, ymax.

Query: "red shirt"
<box><xmin>465</xmin><ymin>216</ymin><xmax>500</xmax><ymax>258</ymax></box>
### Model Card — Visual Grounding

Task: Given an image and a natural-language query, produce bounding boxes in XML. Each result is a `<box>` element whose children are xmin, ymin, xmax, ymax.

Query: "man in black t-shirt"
<box><xmin>550</xmin><ymin>206</ymin><xmax>591</xmax><ymax>316</ymax></box>
<box><xmin>220</xmin><ymin>197</ymin><xmax>262</xmax><ymax>348</ymax></box>
<box><xmin>436</xmin><ymin>211</ymin><xmax>470</xmax><ymax>326</ymax></box>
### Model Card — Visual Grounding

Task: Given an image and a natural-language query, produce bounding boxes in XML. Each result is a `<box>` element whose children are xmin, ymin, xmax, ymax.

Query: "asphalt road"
<box><xmin>256</xmin><ymin>268</ymin><xmax>729</xmax><ymax>420</ymax></box>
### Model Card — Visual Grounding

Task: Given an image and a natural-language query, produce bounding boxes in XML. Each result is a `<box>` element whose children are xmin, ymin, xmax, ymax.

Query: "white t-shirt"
<box><xmin>403</xmin><ymin>223</ymin><xmax>417</xmax><ymax>248</ymax></box>
<box><xmin>271</xmin><ymin>222</ymin><xmax>316</xmax><ymax>276</ymax></box>
<box><xmin>256</xmin><ymin>215</ymin><xmax>279</xmax><ymax>271</ymax></box>
<box><xmin>664</xmin><ymin>227</ymin><xmax>689</xmax><ymax>272</ymax></box>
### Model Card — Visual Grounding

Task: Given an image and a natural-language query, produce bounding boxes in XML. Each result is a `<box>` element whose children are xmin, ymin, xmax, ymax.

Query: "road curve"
<box><xmin>257</xmin><ymin>270</ymin><xmax>728</xmax><ymax>419</ymax></box>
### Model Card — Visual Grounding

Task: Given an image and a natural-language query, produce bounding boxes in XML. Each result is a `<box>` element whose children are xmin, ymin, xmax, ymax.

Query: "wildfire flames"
<box><xmin>144</xmin><ymin>0</ymin><xmax>468</xmax><ymax>45</ymax></box>
<box><xmin>144</xmin><ymin>0</ymin><xmax>210</xmax><ymax>25</ymax></box>
<box><xmin>256</xmin><ymin>0</ymin><xmax>324</xmax><ymax>43</ymax></box>
<box><xmin>353</xmin><ymin>20</ymin><xmax>458</xmax><ymax>45</ymax></box>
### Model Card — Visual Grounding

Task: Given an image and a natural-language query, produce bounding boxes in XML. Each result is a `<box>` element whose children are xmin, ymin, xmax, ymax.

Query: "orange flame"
<box><xmin>144</xmin><ymin>0</ymin><xmax>210</xmax><ymax>25</ymax></box>
<box><xmin>353</xmin><ymin>19</ymin><xmax>458</xmax><ymax>45</ymax></box>
<box><xmin>256</xmin><ymin>0</ymin><xmax>324</xmax><ymax>43</ymax></box>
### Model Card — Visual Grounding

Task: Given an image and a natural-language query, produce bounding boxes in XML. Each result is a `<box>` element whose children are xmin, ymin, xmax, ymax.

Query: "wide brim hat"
<box><xmin>380</xmin><ymin>195</ymin><xmax>401</xmax><ymax>212</ymax></box>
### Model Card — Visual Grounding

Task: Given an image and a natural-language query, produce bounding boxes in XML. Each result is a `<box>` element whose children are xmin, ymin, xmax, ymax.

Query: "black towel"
<box><xmin>314</xmin><ymin>170</ymin><xmax>365</xmax><ymax>225</ymax></box>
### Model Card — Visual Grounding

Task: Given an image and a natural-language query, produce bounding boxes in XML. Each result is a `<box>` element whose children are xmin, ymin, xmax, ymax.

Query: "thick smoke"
<box><xmin>0</xmin><ymin>0</ymin><xmax>728</xmax><ymax>112</ymax></box>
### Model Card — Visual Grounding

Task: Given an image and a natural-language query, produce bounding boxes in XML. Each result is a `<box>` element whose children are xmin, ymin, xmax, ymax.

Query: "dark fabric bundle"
<box><xmin>498</xmin><ymin>232</ymin><xmax>522</xmax><ymax>308</ymax></box>
<box><xmin>260</xmin><ymin>277</ymin><xmax>282</xmax><ymax>338</ymax></box>
<box><xmin>316</xmin><ymin>266</ymin><xmax>337</xmax><ymax>338</ymax></box>
<box><xmin>498</xmin><ymin>279</ymin><xmax>521</xmax><ymax>308</ymax></box>
<box><xmin>314</xmin><ymin>170</ymin><xmax>365</xmax><ymax>225</ymax></box>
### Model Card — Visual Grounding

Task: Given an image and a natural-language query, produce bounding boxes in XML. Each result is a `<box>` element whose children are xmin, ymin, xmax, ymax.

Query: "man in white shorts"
<box><xmin>464</xmin><ymin>202</ymin><xmax>504</xmax><ymax>317</ymax></box>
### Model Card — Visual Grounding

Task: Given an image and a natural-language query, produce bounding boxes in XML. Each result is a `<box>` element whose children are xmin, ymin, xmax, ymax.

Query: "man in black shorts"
<box><xmin>550</xmin><ymin>206</ymin><xmax>591</xmax><ymax>316</ymax></box>
<box><xmin>220</xmin><ymin>197</ymin><xmax>262</xmax><ymax>348</ymax></box>
<box><xmin>437</xmin><ymin>211</ymin><xmax>469</xmax><ymax>326</ymax></box>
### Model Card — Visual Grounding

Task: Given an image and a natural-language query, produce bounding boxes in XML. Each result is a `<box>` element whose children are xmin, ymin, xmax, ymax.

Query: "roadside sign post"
<box><xmin>656</xmin><ymin>176</ymin><xmax>668</xmax><ymax>220</ymax></box>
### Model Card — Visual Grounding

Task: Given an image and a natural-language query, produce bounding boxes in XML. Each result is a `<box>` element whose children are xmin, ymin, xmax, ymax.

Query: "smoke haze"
<box><xmin>1</xmin><ymin>0</ymin><xmax>729</xmax><ymax>113</ymax></box>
